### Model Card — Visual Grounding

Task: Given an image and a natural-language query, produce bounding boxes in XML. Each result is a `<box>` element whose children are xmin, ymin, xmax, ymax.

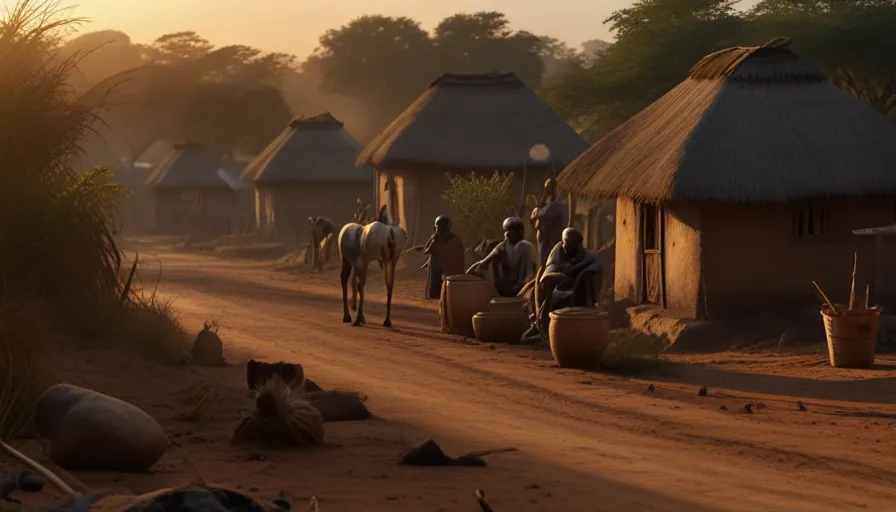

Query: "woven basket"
<box><xmin>548</xmin><ymin>307</ymin><xmax>610</xmax><ymax>369</ymax></box>
<box><xmin>821</xmin><ymin>306</ymin><xmax>880</xmax><ymax>369</ymax></box>
<box><xmin>473</xmin><ymin>311</ymin><xmax>529</xmax><ymax>343</ymax></box>
<box><xmin>445</xmin><ymin>275</ymin><xmax>491</xmax><ymax>338</ymax></box>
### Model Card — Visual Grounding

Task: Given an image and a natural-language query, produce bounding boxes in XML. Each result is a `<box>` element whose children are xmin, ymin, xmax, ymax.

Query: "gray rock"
<box><xmin>35</xmin><ymin>384</ymin><xmax>167</xmax><ymax>472</ymax></box>
<box><xmin>305</xmin><ymin>391</ymin><xmax>370</xmax><ymax>422</ymax></box>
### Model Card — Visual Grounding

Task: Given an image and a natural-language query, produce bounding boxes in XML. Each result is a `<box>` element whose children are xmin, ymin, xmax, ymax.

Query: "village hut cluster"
<box><xmin>82</xmin><ymin>37</ymin><xmax>896</xmax><ymax>359</ymax></box>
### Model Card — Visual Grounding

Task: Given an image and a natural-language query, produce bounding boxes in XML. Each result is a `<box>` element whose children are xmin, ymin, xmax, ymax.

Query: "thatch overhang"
<box><xmin>145</xmin><ymin>142</ymin><xmax>230</xmax><ymax>189</ymax></box>
<box><xmin>558</xmin><ymin>38</ymin><xmax>896</xmax><ymax>204</ymax></box>
<box><xmin>356</xmin><ymin>72</ymin><xmax>589</xmax><ymax>172</ymax></box>
<box><xmin>242</xmin><ymin>113</ymin><xmax>372</xmax><ymax>185</ymax></box>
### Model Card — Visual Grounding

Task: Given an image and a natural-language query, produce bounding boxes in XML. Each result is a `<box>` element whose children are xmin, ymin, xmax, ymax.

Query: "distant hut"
<box><xmin>145</xmin><ymin>143</ymin><xmax>237</xmax><ymax>235</ymax></box>
<box><xmin>357</xmin><ymin>72</ymin><xmax>589</xmax><ymax>245</ymax></box>
<box><xmin>558</xmin><ymin>39</ymin><xmax>896</xmax><ymax>320</ymax></box>
<box><xmin>242</xmin><ymin>113</ymin><xmax>373</xmax><ymax>242</ymax></box>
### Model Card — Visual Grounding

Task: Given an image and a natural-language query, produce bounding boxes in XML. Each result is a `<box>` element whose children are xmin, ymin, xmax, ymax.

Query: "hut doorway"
<box><xmin>640</xmin><ymin>203</ymin><xmax>666</xmax><ymax>307</ymax></box>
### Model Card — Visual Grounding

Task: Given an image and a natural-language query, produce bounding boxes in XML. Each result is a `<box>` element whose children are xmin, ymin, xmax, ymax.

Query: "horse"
<box><xmin>338</xmin><ymin>205</ymin><xmax>407</xmax><ymax>327</ymax></box>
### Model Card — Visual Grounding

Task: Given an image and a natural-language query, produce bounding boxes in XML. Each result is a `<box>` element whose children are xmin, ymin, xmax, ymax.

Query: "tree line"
<box><xmin>63</xmin><ymin>1</ymin><xmax>896</xmax><ymax>162</ymax></box>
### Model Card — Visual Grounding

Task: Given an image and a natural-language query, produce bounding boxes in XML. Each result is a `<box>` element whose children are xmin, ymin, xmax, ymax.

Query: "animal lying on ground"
<box><xmin>338</xmin><ymin>205</ymin><xmax>407</xmax><ymax>327</ymax></box>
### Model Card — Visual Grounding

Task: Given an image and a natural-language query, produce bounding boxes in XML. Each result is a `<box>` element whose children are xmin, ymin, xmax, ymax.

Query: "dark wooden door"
<box><xmin>641</xmin><ymin>203</ymin><xmax>666</xmax><ymax>306</ymax></box>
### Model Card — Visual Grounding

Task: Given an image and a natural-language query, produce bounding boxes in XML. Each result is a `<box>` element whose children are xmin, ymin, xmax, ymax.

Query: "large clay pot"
<box><xmin>473</xmin><ymin>311</ymin><xmax>529</xmax><ymax>343</ymax></box>
<box><xmin>445</xmin><ymin>275</ymin><xmax>491</xmax><ymax>337</ymax></box>
<box><xmin>548</xmin><ymin>307</ymin><xmax>610</xmax><ymax>369</ymax></box>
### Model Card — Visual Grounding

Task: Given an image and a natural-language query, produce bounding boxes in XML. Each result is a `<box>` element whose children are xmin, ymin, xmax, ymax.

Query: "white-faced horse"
<box><xmin>338</xmin><ymin>206</ymin><xmax>407</xmax><ymax>327</ymax></box>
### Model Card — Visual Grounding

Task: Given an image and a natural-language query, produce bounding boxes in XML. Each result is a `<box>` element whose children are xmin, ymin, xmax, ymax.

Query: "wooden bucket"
<box><xmin>445</xmin><ymin>275</ymin><xmax>491</xmax><ymax>337</ymax></box>
<box><xmin>472</xmin><ymin>311</ymin><xmax>529</xmax><ymax>343</ymax></box>
<box><xmin>821</xmin><ymin>307</ymin><xmax>880</xmax><ymax>369</ymax></box>
<box><xmin>549</xmin><ymin>307</ymin><xmax>610</xmax><ymax>369</ymax></box>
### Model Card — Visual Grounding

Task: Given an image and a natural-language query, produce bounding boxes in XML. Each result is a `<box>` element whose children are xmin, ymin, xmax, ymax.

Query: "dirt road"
<box><xmin>71</xmin><ymin>245</ymin><xmax>896</xmax><ymax>511</ymax></box>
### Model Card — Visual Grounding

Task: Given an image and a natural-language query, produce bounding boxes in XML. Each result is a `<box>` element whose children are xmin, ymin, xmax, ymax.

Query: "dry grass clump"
<box><xmin>601</xmin><ymin>328</ymin><xmax>669</xmax><ymax>374</ymax></box>
<box><xmin>179</xmin><ymin>378</ymin><xmax>221</xmax><ymax>422</ymax></box>
<box><xmin>0</xmin><ymin>299</ymin><xmax>51</xmax><ymax>441</ymax></box>
<box><xmin>232</xmin><ymin>376</ymin><xmax>324</xmax><ymax>446</ymax></box>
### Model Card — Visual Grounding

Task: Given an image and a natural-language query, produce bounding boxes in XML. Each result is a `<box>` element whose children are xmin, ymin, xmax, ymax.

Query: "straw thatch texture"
<box><xmin>559</xmin><ymin>39</ymin><xmax>896</xmax><ymax>204</ymax></box>
<box><xmin>357</xmin><ymin>72</ymin><xmax>589</xmax><ymax>172</ymax></box>
<box><xmin>145</xmin><ymin>143</ymin><xmax>230</xmax><ymax>189</ymax></box>
<box><xmin>242</xmin><ymin>113</ymin><xmax>372</xmax><ymax>184</ymax></box>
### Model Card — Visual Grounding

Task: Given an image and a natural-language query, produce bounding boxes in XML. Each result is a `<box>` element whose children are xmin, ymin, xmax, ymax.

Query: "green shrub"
<box><xmin>442</xmin><ymin>171</ymin><xmax>516</xmax><ymax>243</ymax></box>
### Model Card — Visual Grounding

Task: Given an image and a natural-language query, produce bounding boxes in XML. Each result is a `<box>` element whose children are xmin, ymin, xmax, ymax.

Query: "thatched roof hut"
<box><xmin>243</xmin><ymin>112</ymin><xmax>372</xmax><ymax>184</ymax></box>
<box><xmin>242</xmin><ymin>113</ymin><xmax>373</xmax><ymax>241</ymax></box>
<box><xmin>358</xmin><ymin>72</ymin><xmax>588</xmax><ymax>172</ymax></box>
<box><xmin>558</xmin><ymin>39</ymin><xmax>896</xmax><ymax>321</ymax></box>
<box><xmin>559</xmin><ymin>38</ymin><xmax>896</xmax><ymax>203</ymax></box>
<box><xmin>358</xmin><ymin>72</ymin><xmax>588</xmax><ymax>244</ymax></box>
<box><xmin>145</xmin><ymin>143</ymin><xmax>237</xmax><ymax>235</ymax></box>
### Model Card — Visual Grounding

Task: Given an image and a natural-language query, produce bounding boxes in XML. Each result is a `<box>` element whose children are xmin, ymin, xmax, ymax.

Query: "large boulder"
<box><xmin>35</xmin><ymin>384</ymin><xmax>167</xmax><ymax>472</ymax></box>
<box><xmin>305</xmin><ymin>391</ymin><xmax>371</xmax><ymax>422</ymax></box>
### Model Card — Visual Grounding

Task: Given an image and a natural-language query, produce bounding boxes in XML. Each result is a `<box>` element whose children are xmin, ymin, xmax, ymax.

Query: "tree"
<box><xmin>545</xmin><ymin>0</ymin><xmax>744</xmax><ymax>138</ymax></box>
<box><xmin>57</xmin><ymin>30</ymin><xmax>147</xmax><ymax>93</ymax></box>
<box><xmin>308</xmin><ymin>15</ymin><xmax>433</xmax><ymax>134</ymax></box>
<box><xmin>82</xmin><ymin>31</ymin><xmax>294</xmax><ymax>160</ymax></box>
<box><xmin>431</xmin><ymin>12</ymin><xmax>546</xmax><ymax>88</ymax></box>
<box><xmin>443</xmin><ymin>171</ymin><xmax>516</xmax><ymax>242</ymax></box>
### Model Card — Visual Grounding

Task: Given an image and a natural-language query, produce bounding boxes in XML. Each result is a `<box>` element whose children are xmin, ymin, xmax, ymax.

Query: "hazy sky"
<box><xmin>64</xmin><ymin>0</ymin><xmax>758</xmax><ymax>59</ymax></box>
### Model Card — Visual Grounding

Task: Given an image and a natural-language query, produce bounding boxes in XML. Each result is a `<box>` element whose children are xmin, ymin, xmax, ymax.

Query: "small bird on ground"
<box><xmin>797</xmin><ymin>401</ymin><xmax>808</xmax><ymax>412</ymax></box>
<box><xmin>698</xmin><ymin>386</ymin><xmax>708</xmax><ymax>397</ymax></box>
<box><xmin>647</xmin><ymin>384</ymin><xmax>656</xmax><ymax>393</ymax></box>
<box><xmin>744</xmin><ymin>403</ymin><xmax>754</xmax><ymax>414</ymax></box>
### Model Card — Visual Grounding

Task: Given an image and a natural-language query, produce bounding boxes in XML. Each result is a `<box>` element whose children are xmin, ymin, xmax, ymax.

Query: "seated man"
<box><xmin>408</xmin><ymin>215</ymin><xmax>465</xmax><ymax>299</ymax></box>
<box><xmin>466</xmin><ymin>217</ymin><xmax>536</xmax><ymax>297</ymax></box>
<box><xmin>528</xmin><ymin>227</ymin><xmax>602</xmax><ymax>340</ymax></box>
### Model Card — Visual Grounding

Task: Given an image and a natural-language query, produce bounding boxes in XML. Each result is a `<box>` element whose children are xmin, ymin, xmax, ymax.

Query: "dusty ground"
<box><xmin>20</xmin><ymin>239</ymin><xmax>896</xmax><ymax>511</ymax></box>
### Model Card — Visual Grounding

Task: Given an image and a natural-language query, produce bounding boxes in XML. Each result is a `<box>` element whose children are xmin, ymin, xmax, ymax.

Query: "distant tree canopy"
<box><xmin>544</xmin><ymin>0</ymin><xmax>896</xmax><ymax>139</ymax></box>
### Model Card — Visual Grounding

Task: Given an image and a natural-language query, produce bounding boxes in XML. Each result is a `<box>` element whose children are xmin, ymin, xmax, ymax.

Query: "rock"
<box><xmin>305</xmin><ymin>391</ymin><xmax>370</xmax><ymax>422</ymax></box>
<box><xmin>35</xmin><ymin>384</ymin><xmax>167</xmax><ymax>472</ymax></box>
<box><xmin>191</xmin><ymin>323</ymin><xmax>226</xmax><ymax>366</ymax></box>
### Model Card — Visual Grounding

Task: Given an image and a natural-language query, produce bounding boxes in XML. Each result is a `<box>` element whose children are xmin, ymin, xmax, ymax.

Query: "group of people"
<box><xmin>410</xmin><ymin>177</ymin><xmax>602</xmax><ymax>343</ymax></box>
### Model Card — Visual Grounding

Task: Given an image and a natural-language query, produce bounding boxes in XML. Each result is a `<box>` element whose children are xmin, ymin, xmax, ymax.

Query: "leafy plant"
<box><xmin>442</xmin><ymin>171</ymin><xmax>516</xmax><ymax>243</ymax></box>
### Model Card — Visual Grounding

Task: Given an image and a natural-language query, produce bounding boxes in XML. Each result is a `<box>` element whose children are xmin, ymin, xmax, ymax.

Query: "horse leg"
<box><xmin>383</xmin><ymin>259</ymin><xmax>396</xmax><ymax>328</ymax></box>
<box><xmin>353</xmin><ymin>265</ymin><xmax>368</xmax><ymax>327</ymax></box>
<box><xmin>340</xmin><ymin>258</ymin><xmax>352</xmax><ymax>323</ymax></box>
<box><xmin>351</xmin><ymin>269</ymin><xmax>358</xmax><ymax>311</ymax></box>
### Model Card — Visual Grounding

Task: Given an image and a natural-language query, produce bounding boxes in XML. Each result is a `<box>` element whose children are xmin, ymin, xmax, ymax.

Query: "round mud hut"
<box><xmin>242</xmin><ymin>113</ymin><xmax>373</xmax><ymax>243</ymax></box>
<box><xmin>145</xmin><ymin>142</ymin><xmax>238</xmax><ymax>236</ymax></box>
<box><xmin>356</xmin><ymin>72</ymin><xmax>589</xmax><ymax>245</ymax></box>
<box><xmin>558</xmin><ymin>38</ymin><xmax>896</xmax><ymax>320</ymax></box>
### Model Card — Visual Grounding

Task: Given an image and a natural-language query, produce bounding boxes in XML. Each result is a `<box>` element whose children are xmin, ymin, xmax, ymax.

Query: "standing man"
<box><xmin>530</xmin><ymin>176</ymin><xmax>569</xmax><ymax>268</ymax></box>
<box><xmin>408</xmin><ymin>215</ymin><xmax>465</xmax><ymax>299</ymax></box>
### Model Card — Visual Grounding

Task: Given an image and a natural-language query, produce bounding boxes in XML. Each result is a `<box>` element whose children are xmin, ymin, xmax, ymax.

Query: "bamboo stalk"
<box><xmin>848</xmin><ymin>252</ymin><xmax>858</xmax><ymax>311</ymax></box>
<box><xmin>813</xmin><ymin>281</ymin><xmax>839</xmax><ymax>315</ymax></box>
<box><xmin>0</xmin><ymin>440</ymin><xmax>78</xmax><ymax>497</ymax></box>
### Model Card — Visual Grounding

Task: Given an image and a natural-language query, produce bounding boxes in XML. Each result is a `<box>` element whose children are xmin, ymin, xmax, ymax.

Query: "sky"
<box><xmin>61</xmin><ymin>0</ymin><xmax>759</xmax><ymax>59</ymax></box>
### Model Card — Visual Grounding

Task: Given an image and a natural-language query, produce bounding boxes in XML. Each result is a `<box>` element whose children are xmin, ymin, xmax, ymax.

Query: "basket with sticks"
<box><xmin>813</xmin><ymin>254</ymin><xmax>881</xmax><ymax>369</ymax></box>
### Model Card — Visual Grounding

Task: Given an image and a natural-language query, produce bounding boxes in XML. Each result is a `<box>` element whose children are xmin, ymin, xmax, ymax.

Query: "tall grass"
<box><xmin>0</xmin><ymin>1</ymin><xmax>190</xmax><ymax>437</ymax></box>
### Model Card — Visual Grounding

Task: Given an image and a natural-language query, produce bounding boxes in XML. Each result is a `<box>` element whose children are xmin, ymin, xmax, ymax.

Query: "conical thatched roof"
<box><xmin>242</xmin><ymin>113</ymin><xmax>373</xmax><ymax>184</ymax></box>
<box><xmin>357</xmin><ymin>72</ymin><xmax>589</xmax><ymax>172</ymax></box>
<box><xmin>145</xmin><ymin>143</ymin><xmax>230</xmax><ymax>189</ymax></box>
<box><xmin>559</xmin><ymin>39</ymin><xmax>896</xmax><ymax>204</ymax></box>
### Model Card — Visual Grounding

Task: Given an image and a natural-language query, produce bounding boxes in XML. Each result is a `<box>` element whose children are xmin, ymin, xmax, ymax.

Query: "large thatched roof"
<box><xmin>559</xmin><ymin>38</ymin><xmax>896</xmax><ymax>203</ymax></box>
<box><xmin>242</xmin><ymin>113</ymin><xmax>373</xmax><ymax>184</ymax></box>
<box><xmin>356</xmin><ymin>72</ymin><xmax>589</xmax><ymax>172</ymax></box>
<box><xmin>145</xmin><ymin>143</ymin><xmax>230</xmax><ymax>189</ymax></box>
